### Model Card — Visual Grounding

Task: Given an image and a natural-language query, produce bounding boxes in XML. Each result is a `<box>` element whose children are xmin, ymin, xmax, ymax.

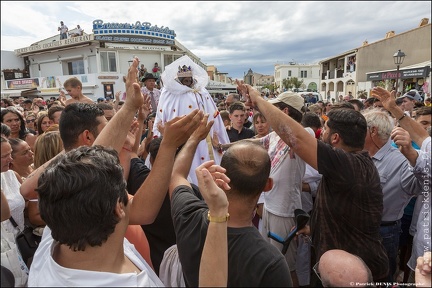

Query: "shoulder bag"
<box><xmin>9</xmin><ymin>217</ymin><xmax>41</xmax><ymax>267</ymax></box>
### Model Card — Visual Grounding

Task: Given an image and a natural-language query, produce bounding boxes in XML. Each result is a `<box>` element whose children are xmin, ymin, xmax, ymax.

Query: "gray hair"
<box><xmin>362</xmin><ymin>108</ymin><xmax>395</xmax><ymax>141</ymax></box>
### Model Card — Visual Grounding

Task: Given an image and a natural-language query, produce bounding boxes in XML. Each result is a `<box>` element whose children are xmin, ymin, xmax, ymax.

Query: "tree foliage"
<box><xmin>282</xmin><ymin>77</ymin><xmax>304</xmax><ymax>90</ymax></box>
<box><xmin>262</xmin><ymin>83</ymin><xmax>278</xmax><ymax>92</ymax></box>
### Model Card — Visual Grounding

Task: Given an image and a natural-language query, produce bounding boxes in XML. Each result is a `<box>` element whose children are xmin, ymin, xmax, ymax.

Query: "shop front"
<box><xmin>366</xmin><ymin>62</ymin><xmax>430</xmax><ymax>97</ymax></box>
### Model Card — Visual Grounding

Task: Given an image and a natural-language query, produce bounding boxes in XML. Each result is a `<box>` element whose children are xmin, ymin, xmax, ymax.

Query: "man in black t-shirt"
<box><xmin>169</xmin><ymin>115</ymin><xmax>292</xmax><ymax>287</ymax></box>
<box><xmin>226</xmin><ymin>101</ymin><xmax>255</xmax><ymax>142</ymax></box>
<box><xmin>237</xmin><ymin>81</ymin><xmax>389</xmax><ymax>282</ymax></box>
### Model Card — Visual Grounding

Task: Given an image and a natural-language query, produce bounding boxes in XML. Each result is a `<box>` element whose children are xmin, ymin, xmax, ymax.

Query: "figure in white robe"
<box><xmin>153</xmin><ymin>55</ymin><xmax>230</xmax><ymax>185</ymax></box>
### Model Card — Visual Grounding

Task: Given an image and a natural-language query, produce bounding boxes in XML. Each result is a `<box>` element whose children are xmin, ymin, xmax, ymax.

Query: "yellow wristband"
<box><xmin>207</xmin><ymin>211</ymin><xmax>230</xmax><ymax>223</ymax></box>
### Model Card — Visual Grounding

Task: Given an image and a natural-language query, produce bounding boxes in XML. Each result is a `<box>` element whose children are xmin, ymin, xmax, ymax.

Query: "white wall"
<box><xmin>1</xmin><ymin>51</ymin><xmax>24</xmax><ymax>70</ymax></box>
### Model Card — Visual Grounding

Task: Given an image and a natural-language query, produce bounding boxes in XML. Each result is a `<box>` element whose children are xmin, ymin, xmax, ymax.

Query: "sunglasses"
<box><xmin>26</xmin><ymin>119</ymin><xmax>36</xmax><ymax>123</ymax></box>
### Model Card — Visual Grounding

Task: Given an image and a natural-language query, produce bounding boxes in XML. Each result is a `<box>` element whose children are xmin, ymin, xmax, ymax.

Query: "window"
<box><xmin>301</xmin><ymin>71</ymin><xmax>308</xmax><ymax>78</ymax></box>
<box><xmin>100</xmin><ymin>51</ymin><xmax>117</xmax><ymax>72</ymax></box>
<box><xmin>164</xmin><ymin>54</ymin><xmax>183</xmax><ymax>68</ymax></box>
<box><xmin>67</xmin><ymin>60</ymin><xmax>85</xmax><ymax>75</ymax></box>
<box><xmin>288</xmin><ymin>70</ymin><xmax>292</xmax><ymax>77</ymax></box>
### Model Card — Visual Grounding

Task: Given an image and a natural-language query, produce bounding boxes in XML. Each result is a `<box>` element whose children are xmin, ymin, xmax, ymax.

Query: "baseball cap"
<box><xmin>268</xmin><ymin>91</ymin><xmax>305</xmax><ymax>113</ymax></box>
<box><xmin>400</xmin><ymin>89</ymin><xmax>422</xmax><ymax>102</ymax></box>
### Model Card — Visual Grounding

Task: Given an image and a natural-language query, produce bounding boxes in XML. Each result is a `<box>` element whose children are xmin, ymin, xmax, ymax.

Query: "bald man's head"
<box><xmin>319</xmin><ymin>249</ymin><xmax>373</xmax><ymax>287</ymax></box>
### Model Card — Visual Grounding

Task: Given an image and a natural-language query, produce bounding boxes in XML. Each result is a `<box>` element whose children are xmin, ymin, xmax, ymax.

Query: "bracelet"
<box><xmin>398</xmin><ymin>114</ymin><xmax>406</xmax><ymax>121</ymax></box>
<box><xmin>122</xmin><ymin>146</ymin><xmax>132</xmax><ymax>152</ymax></box>
<box><xmin>207</xmin><ymin>211</ymin><xmax>230</xmax><ymax>223</ymax></box>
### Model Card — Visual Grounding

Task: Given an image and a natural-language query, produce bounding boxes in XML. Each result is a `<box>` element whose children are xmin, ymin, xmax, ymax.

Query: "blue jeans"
<box><xmin>60</xmin><ymin>33</ymin><xmax>67</xmax><ymax>40</ymax></box>
<box><xmin>380</xmin><ymin>220</ymin><xmax>402</xmax><ymax>281</ymax></box>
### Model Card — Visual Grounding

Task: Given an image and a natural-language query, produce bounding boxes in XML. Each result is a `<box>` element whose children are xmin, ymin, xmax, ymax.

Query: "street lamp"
<box><xmin>393</xmin><ymin>49</ymin><xmax>406</xmax><ymax>95</ymax></box>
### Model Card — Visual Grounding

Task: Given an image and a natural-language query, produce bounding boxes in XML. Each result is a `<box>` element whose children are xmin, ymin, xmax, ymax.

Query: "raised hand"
<box><xmin>58</xmin><ymin>90</ymin><xmax>66</xmax><ymax>101</ymax></box>
<box><xmin>391</xmin><ymin>126</ymin><xmax>412</xmax><ymax>149</ymax></box>
<box><xmin>212</xmin><ymin>131</ymin><xmax>220</xmax><ymax>148</ymax></box>
<box><xmin>124</xmin><ymin>120</ymin><xmax>140</xmax><ymax>151</ymax></box>
<box><xmin>235</xmin><ymin>79</ymin><xmax>248</xmax><ymax>98</ymax></box>
<box><xmin>138</xmin><ymin>95</ymin><xmax>151</xmax><ymax>122</ymax></box>
<box><xmin>162</xmin><ymin>109</ymin><xmax>204</xmax><ymax>149</ymax></box>
<box><xmin>196</xmin><ymin>160</ymin><xmax>231</xmax><ymax>211</ymax></box>
<box><xmin>190</xmin><ymin>113</ymin><xmax>214</xmax><ymax>143</ymax></box>
<box><xmin>124</xmin><ymin>57</ymin><xmax>144</xmax><ymax>111</ymax></box>
<box><xmin>416</xmin><ymin>251</ymin><xmax>431</xmax><ymax>287</ymax></box>
<box><xmin>371</xmin><ymin>87</ymin><xmax>398</xmax><ymax>112</ymax></box>
<box><xmin>115</xmin><ymin>91</ymin><xmax>121</xmax><ymax>101</ymax></box>
<box><xmin>236</xmin><ymin>79</ymin><xmax>261</xmax><ymax>109</ymax></box>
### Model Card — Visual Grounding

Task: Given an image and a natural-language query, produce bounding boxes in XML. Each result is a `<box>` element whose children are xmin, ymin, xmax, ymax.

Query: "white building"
<box><xmin>274</xmin><ymin>62</ymin><xmax>320</xmax><ymax>94</ymax></box>
<box><xmin>320</xmin><ymin>19</ymin><xmax>431</xmax><ymax>101</ymax></box>
<box><xmin>1</xmin><ymin>19</ymin><xmax>231</xmax><ymax>101</ymax></box>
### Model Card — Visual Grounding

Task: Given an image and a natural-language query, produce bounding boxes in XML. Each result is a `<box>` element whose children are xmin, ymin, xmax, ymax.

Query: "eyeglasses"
<box><xmin>313</xmin><ymin>261</ymin><xmax>321</xmax><ymax>282</ymax></box>
<box><xmin>26</xmin><ymin>119</ymin><xmax>35</xmax><ymax>123</ymax></box>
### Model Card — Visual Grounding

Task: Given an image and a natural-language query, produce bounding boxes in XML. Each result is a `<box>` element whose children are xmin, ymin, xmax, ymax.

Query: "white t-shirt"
<box><xmin>260</xmin><ymin>131</ymin><xmax>306</xmax><ymax>217</ymax></box>
<box><xmin>60</xmin><ymin>25</ymin><xmax>68</xmax><ymax>34</ymax></box>
<box><xmin>29</xmin><ymin>226</ymin><xmax>164</xmax><ymax>287</ymax></box>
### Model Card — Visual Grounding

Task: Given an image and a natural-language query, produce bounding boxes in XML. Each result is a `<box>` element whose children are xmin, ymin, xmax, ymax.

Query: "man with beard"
<box><xmin>237</xmin><ymin>80</ymin><xmax>389</xmax><ymax>283</ymax></box>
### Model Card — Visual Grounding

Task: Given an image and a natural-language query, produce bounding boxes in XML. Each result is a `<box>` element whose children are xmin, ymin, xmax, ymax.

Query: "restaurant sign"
<box><xmin>95</xmin><ymin>35</ymin><xmax>174</xmax><ymax>46</ymax></box>
<box><xmin>15</xmin><ymin>35</ymin><xmax>93</xmax><ymax>55</ymax></box>
<box><xmin>6</xmin><ymin>78</ymin><xmax>40</xmax><ymax>89</ymax></box>
<box><xmin>367</xmin><ymin>66</ymin><xmax>430</xmax><ymax>81</ymax></box>
<box><xmin>93</xmin><ymin>19</ymin><xmax>176</xmax><ymax>46</ymax></box>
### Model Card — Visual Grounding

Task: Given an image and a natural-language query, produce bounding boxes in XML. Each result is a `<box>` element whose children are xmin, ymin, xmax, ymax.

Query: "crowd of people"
<box><xmin>1</xmin><ymin>56</ymin><xmax>431</xmax><ymax>287</ymax></box>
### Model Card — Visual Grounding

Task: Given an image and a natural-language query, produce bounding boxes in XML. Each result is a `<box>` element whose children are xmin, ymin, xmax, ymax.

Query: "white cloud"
<box><xmin>1</xmin><ymin>1</ymin><xmax>430</xmax><ymax>79</ymax></box>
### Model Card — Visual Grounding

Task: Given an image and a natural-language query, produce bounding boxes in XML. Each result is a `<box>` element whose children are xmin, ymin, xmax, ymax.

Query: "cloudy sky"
<box><xmin>1</xmin><ymin>1</ymin><xmax>430</xmax><ymax>79</ymax></box>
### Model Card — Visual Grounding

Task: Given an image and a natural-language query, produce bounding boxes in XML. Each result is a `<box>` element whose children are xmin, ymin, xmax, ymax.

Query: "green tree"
<box><xmin>282</xmin><ymin>78</ymin><xmax>292</xmax><ymax>90</ymax></box>
<box><xmin>291</xmin><ymin>77</ymin><xmax>304</xmax><ymax>89</ymax></box>
<box><xmin>282</xmin><ymin>77</ymin><xmax>304</xmax><ymax>91</ymax></box>
<box><xmin>262</xmin><ymin>84</ymin><xmax>277</xmax><ymax>92</ymax></box>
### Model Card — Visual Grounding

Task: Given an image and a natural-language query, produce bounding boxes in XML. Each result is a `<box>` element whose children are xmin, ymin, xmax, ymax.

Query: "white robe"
<box><xmin>153</xmin><ymin>56</ymin><xmax>230</xmax><ymax>185</ymax></box>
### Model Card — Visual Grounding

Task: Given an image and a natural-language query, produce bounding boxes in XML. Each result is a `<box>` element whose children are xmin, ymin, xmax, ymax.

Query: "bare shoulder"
<box><xmin>83</xmin><ymin>97</ymin><xmax>95</xmax><ymax>104</ymax></box>
<box><xmin>65</xmin><ymin>98</ymin><xmax>76</xmax><ymax>106</ymax></box>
